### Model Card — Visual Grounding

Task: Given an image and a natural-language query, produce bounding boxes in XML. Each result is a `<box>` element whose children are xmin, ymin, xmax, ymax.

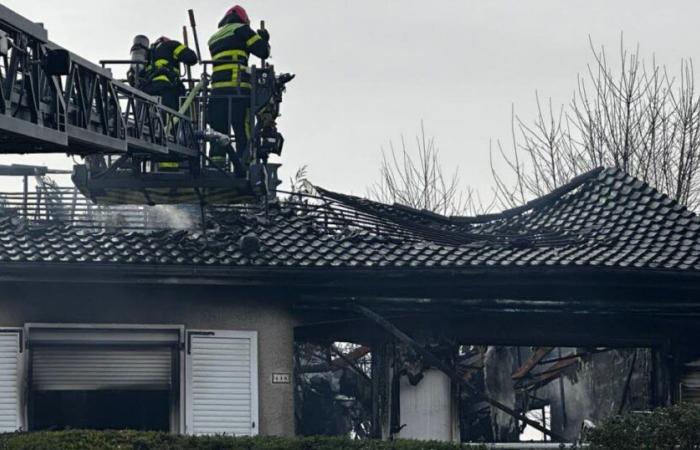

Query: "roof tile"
<box><xmin>0</xmin><ymin>168</ymin><xmax>697</xmax><ymax>274</ymax></box>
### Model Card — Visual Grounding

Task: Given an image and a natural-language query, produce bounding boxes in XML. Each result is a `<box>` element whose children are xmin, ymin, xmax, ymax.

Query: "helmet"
<box><xmin>223</xmin><ymin>5</ymin><xmax>250</xmax><ymax>25</ymax></box>
<box><xmin>154</xmin><ymin>36</ymin><xmax>170</xmax><ymax>47</ymax></box>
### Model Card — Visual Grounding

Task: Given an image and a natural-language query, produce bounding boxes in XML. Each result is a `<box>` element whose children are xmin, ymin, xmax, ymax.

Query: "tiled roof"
<box><xmin>0</xmin><ymin>167</ymin><xmax>698</xmax><ymax>273</ymax></box>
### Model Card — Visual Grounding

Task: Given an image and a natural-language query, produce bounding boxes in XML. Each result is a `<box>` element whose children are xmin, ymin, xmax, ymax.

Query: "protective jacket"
<box><xmin>207</xmin><ymin>18</ymin><xmax>270</xmax><ymax>91</ymax></box>
<box><xmin>144</xmin><ymin>40</ymin><xmax>197</xmax><ymax>88</ymax></box>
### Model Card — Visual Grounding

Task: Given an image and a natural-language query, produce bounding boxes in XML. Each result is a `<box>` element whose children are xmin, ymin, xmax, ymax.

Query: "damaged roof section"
<box><xmin>0</xmin><ymin>167</ymin><xmax>697</xmax><ymax>272</ymax></box>
<box><xmin>317</xmin><ymin>167</ymin><xmax>700</xmax><ymax>271</ymax></box>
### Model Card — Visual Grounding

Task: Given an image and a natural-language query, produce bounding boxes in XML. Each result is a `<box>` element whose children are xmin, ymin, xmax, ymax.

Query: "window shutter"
<box><xmin>185</xmin><ymin>331</ymin><xmax>258</xmax><ymax>436</ymax></box>
<box><xmin>0</xmin><ymin>331</ymin><xmax>22</xmax><ymax>432</ymax></box>
<box><xmin>31</xmin><ymin>347</ymin><xmax>172</xmax><ymax>391</ymax></box>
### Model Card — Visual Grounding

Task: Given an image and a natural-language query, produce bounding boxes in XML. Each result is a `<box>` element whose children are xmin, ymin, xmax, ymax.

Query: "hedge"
<box><xmin>8</xmin><ymin>403</ymin><xmax>699</xmax><ymax>450</ymax></box>
<box><xmin>584</xmin><ymin>403</ymin><xmax>700</xmax><ymax>449</ymax></box>
<box><xmin>0</xmin><ymin>432</ymin><xmax>486</xmax><ymax>450</ymax></box>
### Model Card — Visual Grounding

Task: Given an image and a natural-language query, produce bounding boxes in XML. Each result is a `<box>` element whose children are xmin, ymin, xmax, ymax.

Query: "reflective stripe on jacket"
<box><xmin>208</xmin><ymin>22</ymin><xmax>269</xmax><ymax>90</ymax></box>
<box><xmin>145</xmin><ymin>40</ymin><xmax>197</xmax><ymax>86</ymax></box>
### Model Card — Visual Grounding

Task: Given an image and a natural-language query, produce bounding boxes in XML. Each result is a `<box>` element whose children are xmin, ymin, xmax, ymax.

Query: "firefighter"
<box><xmin>142</xmin><ymin>36</ymin><xmax>197</xmax><ymax>111</ymax></box>
<box><xmin>207</xmin><ymin>5</ymin><xmax>270</xmax><ymax>175</ymax></box>
<box><xmin>141</xmin><ymin>37</ymin><xmax>197</xmax><ymax>172</ymax></box>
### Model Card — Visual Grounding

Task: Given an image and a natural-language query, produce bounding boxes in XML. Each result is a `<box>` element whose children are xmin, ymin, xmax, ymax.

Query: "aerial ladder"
<box><xmin>0</xmin><ymin>4</ymin><xmax>293</xmax><ymax>206</ymax></box>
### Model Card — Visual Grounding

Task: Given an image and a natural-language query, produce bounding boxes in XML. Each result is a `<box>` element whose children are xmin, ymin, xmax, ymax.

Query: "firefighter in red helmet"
<box><xmin>207</xmin><ymin>5</ymin><xmax>270</xmax><ymax>175</ymax></box>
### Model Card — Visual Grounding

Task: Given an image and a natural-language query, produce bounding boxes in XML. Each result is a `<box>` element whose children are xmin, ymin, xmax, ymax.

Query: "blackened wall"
<box><xmin>541</xmin><ymin>348</ymin><xmax>652</xmax><ymax>441</ymax></box>
<box><xmin>484</xmin><ymin>346</ymin><xmax>652</xmax><ymax>442</ymax></box>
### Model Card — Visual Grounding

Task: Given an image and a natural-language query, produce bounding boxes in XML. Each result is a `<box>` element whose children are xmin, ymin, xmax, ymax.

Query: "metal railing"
<box><xmin>0</xmin><ymin>183</ymin><xmax>175</xmax><ymax>230</ymax></box>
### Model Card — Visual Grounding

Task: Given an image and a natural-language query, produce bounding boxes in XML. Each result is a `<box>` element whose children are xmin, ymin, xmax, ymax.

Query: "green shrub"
<box><xmin>585</xmin><ymin>403</ymin><xmax>700</xmax><ymax>450</ymax></box>
<box><xmin>0</xmin><ymin>431</ymin><xmax>485</xmax><ymax>450</ymax></box>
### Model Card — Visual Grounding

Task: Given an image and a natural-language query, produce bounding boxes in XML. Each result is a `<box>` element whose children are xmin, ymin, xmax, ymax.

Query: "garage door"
<box><xmin>185</xmin><ymin>331</ymin><xmax>258</xmax><ymax>436</ymax></box>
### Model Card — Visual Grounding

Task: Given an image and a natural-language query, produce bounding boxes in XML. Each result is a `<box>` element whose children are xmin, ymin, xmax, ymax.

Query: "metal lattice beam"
<box><xmin>0</xmin><ymin>5</ymin><xmax>198</xmax><ymax>158</ymax></box>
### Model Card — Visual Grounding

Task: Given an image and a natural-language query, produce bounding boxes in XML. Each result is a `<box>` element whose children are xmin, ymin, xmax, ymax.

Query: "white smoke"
<box><xmin>149</xmin><ymin>205</ymin><xmax>196</xmax><ymax>230</ymax></box>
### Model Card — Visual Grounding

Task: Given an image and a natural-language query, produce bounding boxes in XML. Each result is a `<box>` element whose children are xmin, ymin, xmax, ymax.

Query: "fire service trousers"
<box><xmin>142</xmin><ymin>82</ymin><xmax>182</xmax><ymax>112</ymax></box>
<box><xmin>207</xmin><ymin>90</ymin><xmax>250</xmax><ymax>176</ymax></box>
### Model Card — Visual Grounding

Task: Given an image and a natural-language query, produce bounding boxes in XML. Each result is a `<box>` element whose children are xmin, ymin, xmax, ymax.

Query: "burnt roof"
<box><xmin>0</xmin><ymin>167</ymin><xmax>698</xmax><ymax>275</ymax></box>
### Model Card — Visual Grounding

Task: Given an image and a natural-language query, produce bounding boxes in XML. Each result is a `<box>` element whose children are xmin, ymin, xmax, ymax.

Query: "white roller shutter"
<box><xmin>32</xmin><ymin>347</ymin><xmax>172</xmax><ymax>391</ymax></box>
<box><xmin>186</xmin><ymin>331</ymin><xmax>258</xmax><ymax>436</ymax></box>
<box><xmin>0</xmin><ymin>331</ymin><xmax>22</xmax><ymax>432</ymax></box>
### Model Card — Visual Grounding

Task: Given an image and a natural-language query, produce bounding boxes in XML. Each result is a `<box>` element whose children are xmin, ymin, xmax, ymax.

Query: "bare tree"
<box><xmin>492</xmin><ymin>37</ymin><xmax>700</xmax><ymax>211</ymax></box>
<box><xmin>370</xmin><ymin>122</ymin><xmax>489</xmax><ymax>216</ymax></box>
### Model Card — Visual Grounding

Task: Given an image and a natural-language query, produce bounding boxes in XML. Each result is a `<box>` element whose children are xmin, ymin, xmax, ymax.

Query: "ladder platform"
<box><xmin>72</xmin><ymin>164</ymin><xmax>280</xmax><ymax>206</ymax></box>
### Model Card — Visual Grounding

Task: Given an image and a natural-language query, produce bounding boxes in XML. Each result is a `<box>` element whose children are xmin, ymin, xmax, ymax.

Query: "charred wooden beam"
<box><xmin>538</xmin><ymin>348</ymin><xmax>611</xmax><ymax>365</ymax></box>
<box><xmin>369</xmin><ymin>340</ymin><xmax>392</xmax><ymax>439</ymax></box>
<box><xmin>512</xmin><ymin>347</ymin><xmax>553</xmax><ymax>380</ymax></box>
<box><xmin>355</xmin><ymin>304</ymin><xmax>566</xmax><ymax>442</ymax></box>
<box><xmin>299</xmin><ymin>345</ymin><xmax>371</xmax><ymax>377</ymax></box>
<box><xmin>517</xmin><ymin>356</ymin><xmax>580</xmax><ymax>392</ymax></box>
<box><xmin>330</xmin><ymin>344</ymin><xmax>371</xmax><ymax>382</ymax></box>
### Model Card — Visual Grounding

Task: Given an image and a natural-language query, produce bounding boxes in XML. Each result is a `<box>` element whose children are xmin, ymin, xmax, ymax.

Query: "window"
<box><xmin>31</xmin><ymin>390</ymin><xmax>170</xmax><ymax>431</ymax></box>
<box><xmin>0</xmin><ymin>325</ymin><xmax>261</xmax><ymax>435</ymax></box>
<box><xmin>25</xmin><ymin>325</ymin><xmax>182</xmax><ymax>432</ymax></box>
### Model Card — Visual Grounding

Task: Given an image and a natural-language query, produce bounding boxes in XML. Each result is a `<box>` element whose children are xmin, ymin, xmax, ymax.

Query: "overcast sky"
<box><xmin>1</xmin><ymin>0</ymin><xmax>699</xmax><ymax>199</ymax></box>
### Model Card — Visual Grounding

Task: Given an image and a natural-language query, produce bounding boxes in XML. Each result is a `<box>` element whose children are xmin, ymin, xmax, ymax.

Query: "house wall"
<box><xmin>0</xmin><ymin>283</ymin><xmax>298</xmax><ymax>437</ymax></box>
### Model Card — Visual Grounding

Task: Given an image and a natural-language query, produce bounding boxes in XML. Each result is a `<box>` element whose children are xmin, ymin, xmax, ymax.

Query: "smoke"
<box><xmin>148</xmin><ymin>205</ymin><xmax>197</xmax><ymax>230</ymax></box>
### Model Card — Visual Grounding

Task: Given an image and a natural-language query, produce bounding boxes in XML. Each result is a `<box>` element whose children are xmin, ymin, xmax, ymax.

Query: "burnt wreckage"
<box><xmin>0</xmin><ymin>4</ymin><xmax>699</xmax><ymax>445</ymax></box>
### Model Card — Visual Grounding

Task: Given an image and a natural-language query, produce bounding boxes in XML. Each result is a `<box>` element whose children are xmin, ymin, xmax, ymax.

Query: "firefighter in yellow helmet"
<box><xmin>207</xmin><ymin>5</ymin><xmax>270</xmax><ymax>176</ymax></box>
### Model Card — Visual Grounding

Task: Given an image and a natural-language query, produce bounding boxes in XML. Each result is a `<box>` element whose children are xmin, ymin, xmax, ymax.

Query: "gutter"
<box><xmin>0</xmin><ymin>261</ymin><xmax>697</xmax><ymax>290</ymax></box>
<box><xmin>0</xmin><ymin>263</ymin><xmax>697</xmax><ymax>308</ymax></box>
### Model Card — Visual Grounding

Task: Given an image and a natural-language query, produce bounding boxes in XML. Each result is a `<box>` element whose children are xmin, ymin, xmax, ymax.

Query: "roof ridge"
<box><xmin>449</xmin><ymin>167</ymin><xmax>606</xmax><ymax>224</ymax></box>
<box><xmin>316</xmin><ymin>165</ymin><xmax>698</xmax><ymax>230</ymax></box>
<box><xmin>315</xmin><ymin>167</ymin><xmax>607</xmax><ymax>226</ymax></box>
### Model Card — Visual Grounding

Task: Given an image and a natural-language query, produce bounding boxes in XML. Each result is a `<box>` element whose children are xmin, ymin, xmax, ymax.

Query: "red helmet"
<box><xmin>224</xmin><ymin>5</ymin><xmax>250</xmax><ymax>25</ymax></box>
<box><xmin>154</xmin><ymin>36</ymin><xmax>170</xmax><ymax>46</ymax></box>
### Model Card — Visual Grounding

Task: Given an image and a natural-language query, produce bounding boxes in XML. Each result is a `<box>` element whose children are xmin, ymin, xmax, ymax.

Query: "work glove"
<box><xmin>257</xmin><ymin>29</ymin><xmax>270</xmax><ymax>42</ymax></box>
<box><xmin>126</xmin><ymin>69</ymin><xmax>136</xmax><ymax>86</ymax></box>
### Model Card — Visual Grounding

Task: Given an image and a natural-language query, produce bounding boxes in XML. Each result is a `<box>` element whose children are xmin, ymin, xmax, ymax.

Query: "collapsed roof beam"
<box><xmin>354</xmin><ymin>304</ymin><xmax>565</xmax><ymax>442</ymax></box>
<box><xmin>330</xmin><ymin>344</ymin><xmax>371</xmax><ymax>383</ymax></box>
<box><xmin>512</xmin><ymin>347</ymin><xmax>554</xmax><ymax>380</ymax></box>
